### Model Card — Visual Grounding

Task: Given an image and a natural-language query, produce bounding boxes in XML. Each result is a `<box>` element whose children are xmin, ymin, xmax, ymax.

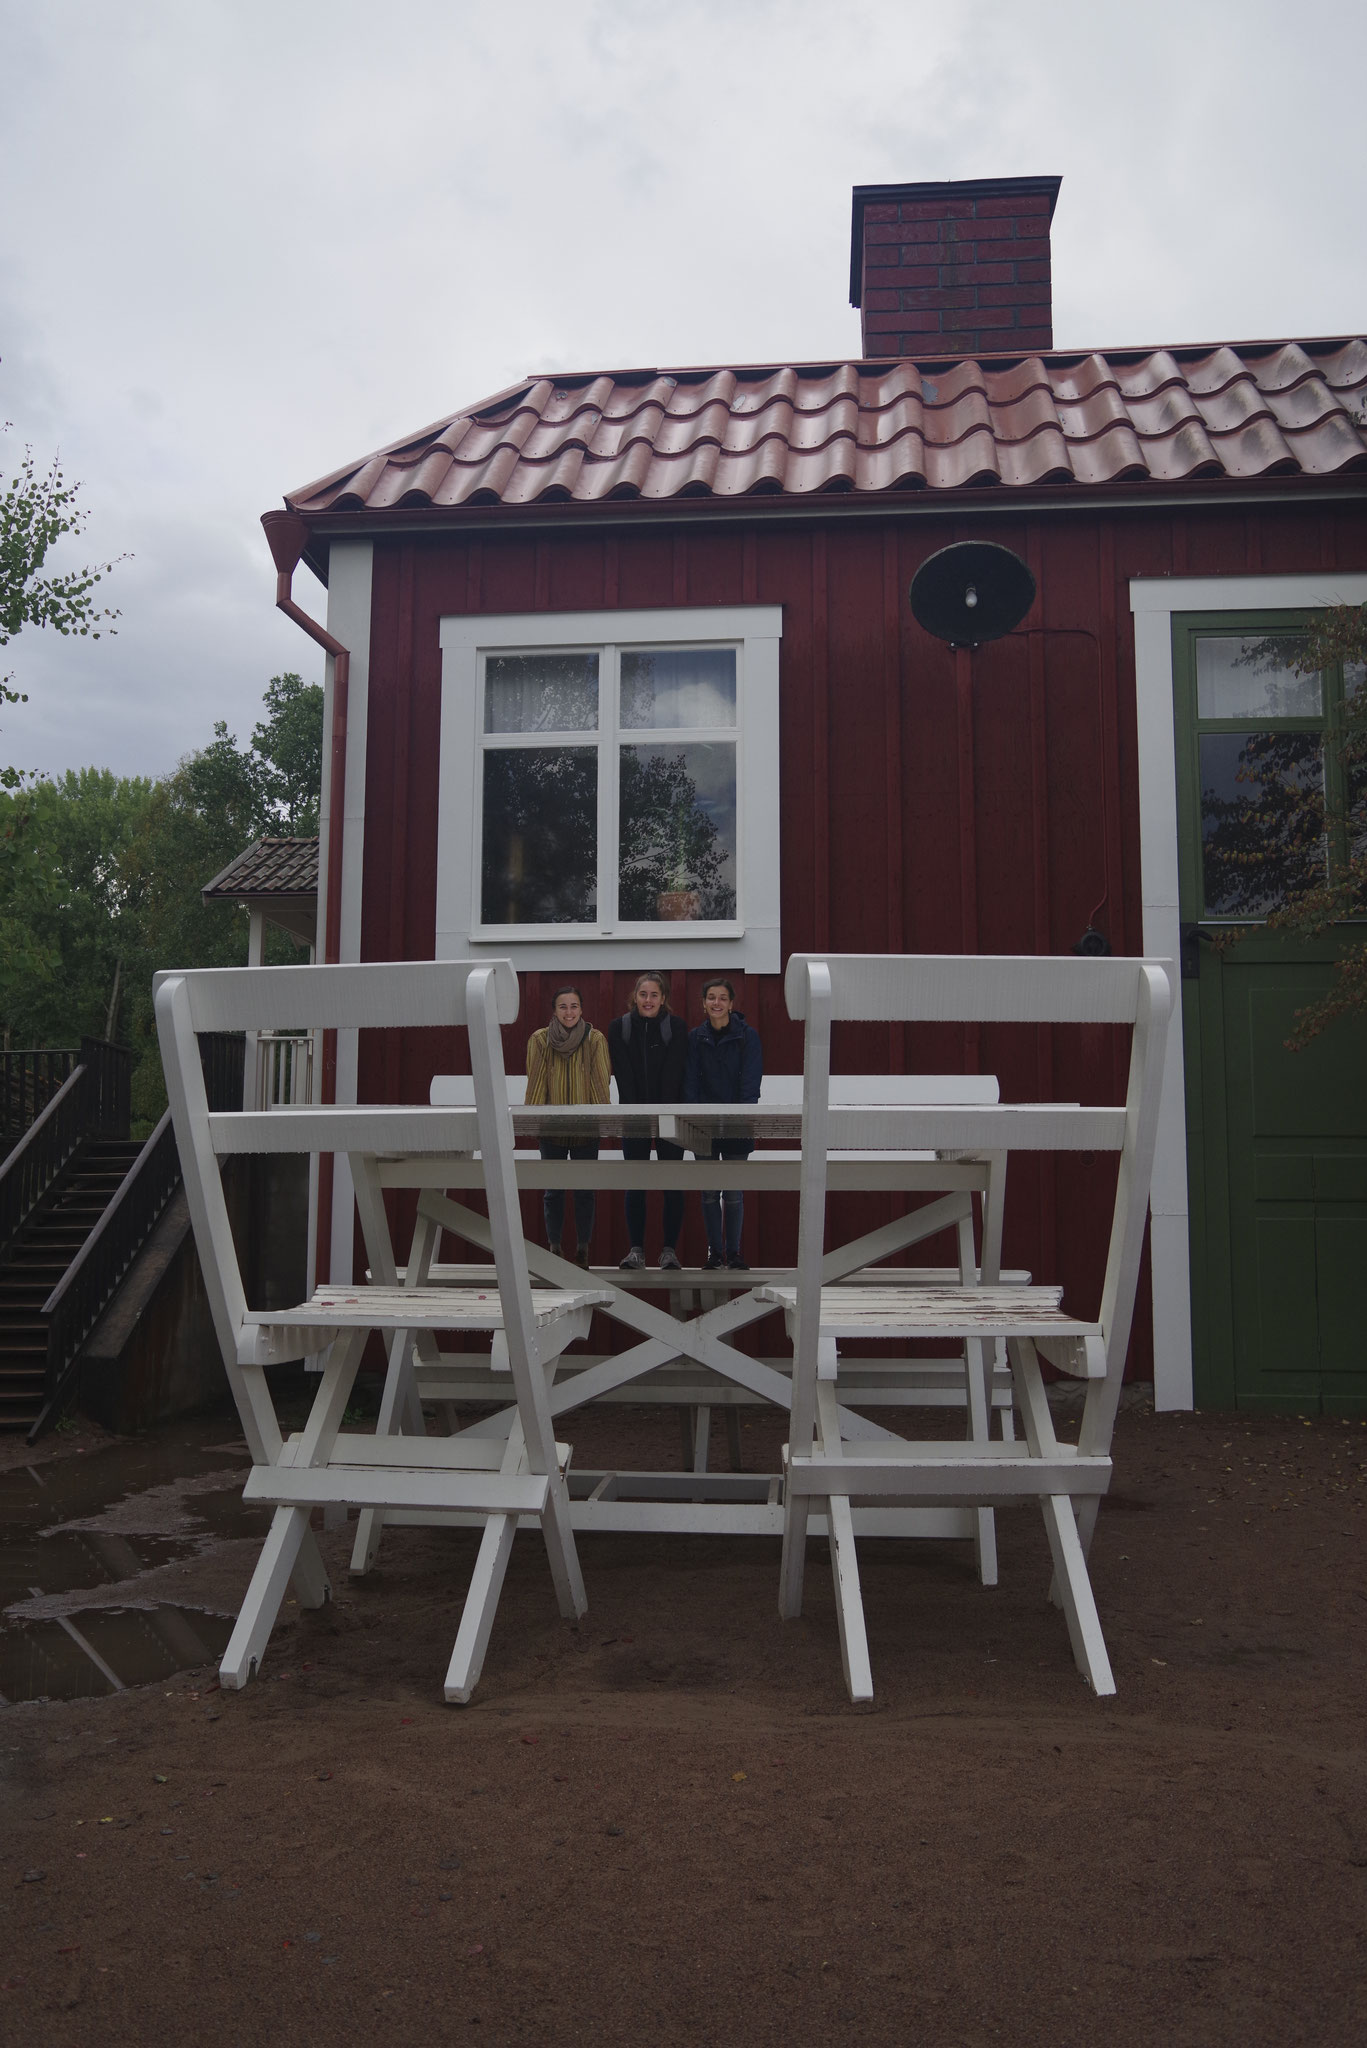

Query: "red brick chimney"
<box><xmin>850</xmin><ymin>175</ymin><xmax>1062</xmax><ymax>360</ymax></box>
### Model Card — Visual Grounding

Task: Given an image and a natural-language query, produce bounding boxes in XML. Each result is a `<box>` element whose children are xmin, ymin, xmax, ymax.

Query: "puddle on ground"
<box><xmin>0</xmin><ymin>1528</ymin><xmax>202</xmax><ymax>1613</ymax></box>
<box><xmin>0</xmin><ymin>1417</ymin><xmax>251</xmax><ymax>1535</ymax></box>
<box><xmin>0</xmin><ymin>1415</ymin><xmax>258</xmax><ymax>1703</ymax></box>
<box><xmin>0</xmin><ymin>1603</ymin><xmax>235</xmax><ymax>1703</ymax></box>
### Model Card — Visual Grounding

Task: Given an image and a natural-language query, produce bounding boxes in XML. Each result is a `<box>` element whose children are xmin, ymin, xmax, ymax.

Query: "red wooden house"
<box><xmin>262</xmin><ymin>175</ymin><xmax>1367</xmax><ymax>1414</ymax></box>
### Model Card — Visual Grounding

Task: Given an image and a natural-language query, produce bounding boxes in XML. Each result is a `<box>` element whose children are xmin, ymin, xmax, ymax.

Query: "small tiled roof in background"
<box><xmin>286</xmin><ymin>340</ymin><xmax>1367</xmax><ymax>517</ymax></box>
<box><xmin>201</xmin><ymin>836</ymin><xmax>319</xmax><ymax>903</ymax></box>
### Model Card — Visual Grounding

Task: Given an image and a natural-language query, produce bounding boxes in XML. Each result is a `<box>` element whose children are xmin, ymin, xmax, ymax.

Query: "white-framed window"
<box><xmin>436</xmin><ymin>606</ymin><xmax>783</xmax><ymax>972</ymax></box>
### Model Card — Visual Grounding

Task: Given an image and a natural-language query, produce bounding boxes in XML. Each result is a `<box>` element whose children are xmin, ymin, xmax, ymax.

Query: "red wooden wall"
<box><xmin>352</xmin><ymin>496</ymin><xmax>1367</xmax><ymax>1378</ymax></box>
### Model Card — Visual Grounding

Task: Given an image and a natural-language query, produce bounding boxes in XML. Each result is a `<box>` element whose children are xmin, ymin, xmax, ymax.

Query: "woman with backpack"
<box><xmin>525</xmin><ymin>984</ymin><xmax>611</xmax><ymax>1269</ymax></box>
<box><xmin>607</xmin><ymin>971</ymin><xmax>687</xmax><ymax>1271</ymax></box>
<box><xmin>683</xmin><ymin>977</ymin><xmax>763</xmax><ymax>1271</ymax></box>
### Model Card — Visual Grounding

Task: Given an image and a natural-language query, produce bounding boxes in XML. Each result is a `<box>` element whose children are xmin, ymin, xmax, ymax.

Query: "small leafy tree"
<box><xmin>250</xmin><ymin>671</ymin><xmax>324</xmax><ymax>833</ymax></box>
<box><xmin>1</xmin><ymin>429</ymin><xmax>123</xmax><ymax>787</ymax></box>
<box><xmin>1235</xmin><ymin>604</ymin><xmax>1367</xmax><ymax>1046</ymax></box>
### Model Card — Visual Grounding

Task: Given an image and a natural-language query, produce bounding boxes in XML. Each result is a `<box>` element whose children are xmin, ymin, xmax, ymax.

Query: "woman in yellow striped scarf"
<box><xmin>525</xmin><ymin>985</ymin><xmax>611</xmax><ymax>1267</ymax></box>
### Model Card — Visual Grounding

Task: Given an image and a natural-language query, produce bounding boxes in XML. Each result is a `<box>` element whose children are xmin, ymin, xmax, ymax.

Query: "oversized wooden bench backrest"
<box><xmin>782</xmin><ymin>953</ymin><xmax>1172</xmax><ymax>1452</ymax></box>
<box><xmin>154</xmin><ymin>959</ymin><xmax>522</xmax><ymax>1465</ymax></box>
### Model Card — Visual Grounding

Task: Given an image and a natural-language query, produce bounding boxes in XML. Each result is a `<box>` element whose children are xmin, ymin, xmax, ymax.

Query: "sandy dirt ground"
<box><xmin>1</xmin><ymin>1399</ymin><xmax>1364</xmax><ymax>2047</ymax></box>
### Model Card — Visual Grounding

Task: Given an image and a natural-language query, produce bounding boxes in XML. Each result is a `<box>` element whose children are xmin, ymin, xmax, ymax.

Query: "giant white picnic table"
<box><xmin>158</xmin><ymin>949</ymin><xmax>1167</xmax><ymax>1707</ymax></box>
<box><xmin>340</xmin><ymin>1089</ymin><xmax>1019</xmax><ymax>1575</ymax></box>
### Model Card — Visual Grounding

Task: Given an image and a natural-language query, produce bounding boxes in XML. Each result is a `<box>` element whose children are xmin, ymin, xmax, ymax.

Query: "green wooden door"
<box><xmin>1176</xmin><ymin>613</ymin><xmax>1367</xmax><ymax>1412</ymax></box>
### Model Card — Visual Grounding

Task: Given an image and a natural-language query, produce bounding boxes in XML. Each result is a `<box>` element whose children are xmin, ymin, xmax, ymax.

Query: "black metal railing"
<box><xmin>0</xmin><ymin>1040</ymin><xmax>133</xmax><ymax>1263</ymax></box>
<box><xmin>80</xmin><ymin>1036</ymin><xmax>132</xmax><ymax>1136</ymax></box>
<box><xmin>0</xmin><ymin>1064</ymin><xmax>92</xmax><ymax>1261</ymax></box>
<box><xmin>35</xmin><ymin>1111</ymin><xmax>182</xmax><ymax>1439</ymax></box>
<box><xmin>20</xmin><ymin>1031</ymin><xmax>249</xmax><ymax>1436</ymax></box>
<box><xmin>0</xmin><ymin>1048</ymin><xmax>82</xmax><ymax>1145</ymax></box>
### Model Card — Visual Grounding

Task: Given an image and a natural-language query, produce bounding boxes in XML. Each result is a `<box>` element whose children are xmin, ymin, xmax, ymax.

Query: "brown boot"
<box><xmin>574</xmin><ymin>1246</ymin><xmax>591</xmax><ymax>1270</ymax></box>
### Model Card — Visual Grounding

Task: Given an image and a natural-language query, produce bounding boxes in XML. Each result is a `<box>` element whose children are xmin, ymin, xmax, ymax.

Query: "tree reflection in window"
<box><xmin>1200</xmin><ymin>730</ymin><xmax>1327</xmax><ymax>917</ymax></box>
<box><xmin>618</xmin><ymin>744</ymin><xmax>737</xmax><ymax>921</ymax></box>
<box><xmin>481</xmin><ymin>747</ymin><xmax>597</xmax><ymax>924</ymax></box>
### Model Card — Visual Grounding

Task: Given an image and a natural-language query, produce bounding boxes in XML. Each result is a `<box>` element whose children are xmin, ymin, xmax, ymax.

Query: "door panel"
<box><xmin>1175</xmin><ymin>610</ymin><xmax>1367</xmax><ymax>1411</ymax></box>
<box><xmin>1203</xmin><ymin>949</ymin><xmax>1367</xmax><ymax>1408</ymax></box>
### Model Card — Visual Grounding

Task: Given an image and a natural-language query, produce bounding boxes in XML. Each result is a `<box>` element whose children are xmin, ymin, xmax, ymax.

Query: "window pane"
<box><xmin>481</xmin><ymin>748</ymin><xmax>597</xmax><ymax>924</ymax></box>
<box><xmin>618</xmin><ymin>743</ymin><xmax>737</xmax><ymax>921</ymax></box>
<box><xmin>620</xmin><ymin>648</ymin><xmax>737</xmax><ymax>730</ymax></box>
<box><xmin>1195</xmin><ymin>635</ymin><xmax>1321</xmax><ymax>720</ymax></box>
<box><xmin>1200</xmin><ymin>730</ymin><xmax>1326</xmax><ymax>916</ymax></box>
<box><xmin>485</xmin><ymin>652</ymin><xmax>598</xmax><ymax>733</ymax></box>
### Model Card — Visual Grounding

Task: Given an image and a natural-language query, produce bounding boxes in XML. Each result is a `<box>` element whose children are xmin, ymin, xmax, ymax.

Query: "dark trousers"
<box><xmin>702</xmin><ymin>1138</ymin><xmax>752</xmax><ymax>1259</ymax></box>
<box><xmin>622</xmin><ymin>1135</ymin><xmax>685</xmax><ymax>1250</ymax></box>
<box><xmin>540</xmin><ymin>1141</ymin><xmax>598</xmax><ymax>1251</ymax></box>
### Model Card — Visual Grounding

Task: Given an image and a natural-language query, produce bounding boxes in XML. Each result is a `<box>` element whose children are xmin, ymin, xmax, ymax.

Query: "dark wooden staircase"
<box><xmin>2</xmin><ymin>1034</ymin><xmax>247</xmax><ymax>1439</ymax></box>
<box><xmin>0</xmin><ymin>1138</ymin><xmax>143</xmax><ymax>1430</ymax></box>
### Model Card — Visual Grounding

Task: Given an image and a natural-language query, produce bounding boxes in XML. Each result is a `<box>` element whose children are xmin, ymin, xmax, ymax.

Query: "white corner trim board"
<box><xmin>320</xmin><ymin>541</ymin><xmax>375</xmax><ymax>1285</ymax></box>
<box><xmin>435</xmin><ymin>606</ymin><xmax>783</xmax><ymax>974</ymax></box>
<box><xmin>1129</xmin><ymin>571</ymin><xmax>1367</xmax><ymax>1412</ymax></box>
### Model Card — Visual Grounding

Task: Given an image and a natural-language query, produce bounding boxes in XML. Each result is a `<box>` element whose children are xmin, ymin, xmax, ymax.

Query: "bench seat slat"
<box><xmin>246</xmin><ymin>1284</ymin><xmax>609</xmax><ymax>1332</ymax></box>
<box><xmin>242</xmin><ymin>1466</ymin><xmax>551</xmax><ymax>1514</ymax></box>
<box><xmin>758</xmin><ymin>1281</ymin><xmax>1090</xmax><ymax>1341</ymax></box>
<box><xmin>785</xmin><ymin>1453</ymin><xmax>1111</xmax><ymax>1500</ymax></box>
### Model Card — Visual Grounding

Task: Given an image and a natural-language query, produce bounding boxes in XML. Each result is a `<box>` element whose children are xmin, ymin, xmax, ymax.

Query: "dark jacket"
<box><xmin>607</xmin><ymin>1010</ymin><xmax>688</xmax><ymax>1105</ymax></box>
<box><xmin>683</xmin><ymin>1010</ymin><xmax>763</xmax><ymax>1105</ymax></box>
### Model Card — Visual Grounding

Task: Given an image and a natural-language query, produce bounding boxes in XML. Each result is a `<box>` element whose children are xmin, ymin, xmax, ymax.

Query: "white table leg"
<box><xmin>957</xmin><ymin>1210</ymin><xmax>998</xmax><ymax>1588</ymax></box>
<box><xmin>220</xmin><ymin>1505</ymin><xmax>317</xmax><ymax>1688</ymax></box>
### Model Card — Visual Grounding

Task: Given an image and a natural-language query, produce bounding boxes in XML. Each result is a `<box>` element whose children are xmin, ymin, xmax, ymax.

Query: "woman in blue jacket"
<box><xmin>683</xmin><ymin>977</ymin><xmax>763</xmax><ymax>1270</ymax></box>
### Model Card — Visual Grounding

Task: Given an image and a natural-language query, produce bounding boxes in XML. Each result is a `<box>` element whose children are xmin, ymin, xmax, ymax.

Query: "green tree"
<box><xmin>1237</xmin><ymin>604</ymin><xmax>1367</xmax><ymax>1046</ymax></box>
<box><xmin>0</xmin><ymin>769</ymin><xmax>152</xmax><ymax>1047</ymax></box>
<box><xmin>0</xmin><ymin>672</ymin><xmax>323</xmax><ymax>1130</ymax></box>
<box><xmin>249</xmin><ymin>672</ymin><xmax>324</xmax><ymax>833</ymax></box>
<box><xmin>1</xmin><ymin>429</ymin><xmax>123</xmax><ymax>787</ymax></box>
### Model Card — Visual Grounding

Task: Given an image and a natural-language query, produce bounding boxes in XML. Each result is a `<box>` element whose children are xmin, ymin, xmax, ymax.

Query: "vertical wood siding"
<box><xmin>354</xmin><ymin>500</ymin><xmax>1367</xmax><ymax>1378</ymax></box>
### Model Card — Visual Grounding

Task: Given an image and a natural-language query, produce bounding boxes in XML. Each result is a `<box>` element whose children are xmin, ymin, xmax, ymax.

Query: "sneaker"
<box><xmin>618</xmin><ymin>1246</ymin><xmax>645</xmax><ymax>1271</ymax></box>
<box><xmin>703</xmin><ymin>1248</ymin><xmax>726</xmax><ymax>1272</ymax></box>
<box><xmin>658</xmin><ymin>1246</ymin><xmax>682</xmax><ymax>1271</ymax></box>
<box><xmin>574</xmin><ymin>1247</ymin><xmax>591</xmax><ymax>1270</ymax></box>
<box><xmin>726</xmin><ymin>1255</ymin><xmax>751</xmax><ymax>1272</ymax></box>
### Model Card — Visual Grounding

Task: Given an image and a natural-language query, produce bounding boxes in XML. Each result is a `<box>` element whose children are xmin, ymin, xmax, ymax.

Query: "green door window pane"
<box><xmin>1195</xmin><ymin>635</ymin><xmax>1322</xmax><ymax>720</ymax></box>
<box><xmin>1199</xmin><ymin>729</ymin><xmax>1326</xmax><ymax>916</ymax></box>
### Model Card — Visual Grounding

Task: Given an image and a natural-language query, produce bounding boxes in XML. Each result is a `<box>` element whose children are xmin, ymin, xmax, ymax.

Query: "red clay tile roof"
<box><xmin>201</xmin><ymin>836</ymin><xmax>319</xmax><ymax>902</ymax></box>
<box><xmin>286</xmin><ymin>341</ymin><xmax>1367</xmax><ymax>518</ymax></box>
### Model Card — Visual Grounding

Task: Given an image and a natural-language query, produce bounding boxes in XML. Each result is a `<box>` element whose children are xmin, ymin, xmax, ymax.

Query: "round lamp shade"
<box><xmin>908</xmin><ymin>542</ymin><xmax>1037</xmax><ymax>647</ymax></box>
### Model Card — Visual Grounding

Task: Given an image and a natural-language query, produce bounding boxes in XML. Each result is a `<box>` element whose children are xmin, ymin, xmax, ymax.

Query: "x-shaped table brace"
<box><xmin>404</xmin><ymin>1187</ymin><xmax>985</xmax><ymax>1444</ymax></box>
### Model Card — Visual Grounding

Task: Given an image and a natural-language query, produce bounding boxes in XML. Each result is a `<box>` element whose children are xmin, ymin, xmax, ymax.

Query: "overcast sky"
<box><xmin>2</xmin><ymin>0</ymin><xmax>1364</xmax><ymax>784</ymax></box>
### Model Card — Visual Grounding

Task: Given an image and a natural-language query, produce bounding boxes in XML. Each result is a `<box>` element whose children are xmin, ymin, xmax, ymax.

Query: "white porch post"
<box><xmin>316</xmin><ymin>541</ymin><xmax>374</xmax><ymax>1285</ymax></box>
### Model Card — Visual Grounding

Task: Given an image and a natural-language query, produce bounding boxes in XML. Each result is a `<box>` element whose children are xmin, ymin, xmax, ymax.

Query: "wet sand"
<box><xmin>2</xmin><ymin>1401</ymin><xmax>1364</xmax><ymax>2045</ymax></box>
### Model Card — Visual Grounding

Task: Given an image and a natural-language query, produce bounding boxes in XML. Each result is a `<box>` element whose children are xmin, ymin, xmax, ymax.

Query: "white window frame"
<box><xmin>436</xmin><ymin>606</ymin><xmax>783</xmax><ymax>972</ymax></box>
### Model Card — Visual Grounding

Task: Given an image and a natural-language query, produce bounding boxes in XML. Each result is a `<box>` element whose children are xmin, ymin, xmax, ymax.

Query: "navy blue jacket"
<box><xmin>683</xmin><ymin>1010</ymin><xmax>763</xmax><ymax>1105</ymax></box>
